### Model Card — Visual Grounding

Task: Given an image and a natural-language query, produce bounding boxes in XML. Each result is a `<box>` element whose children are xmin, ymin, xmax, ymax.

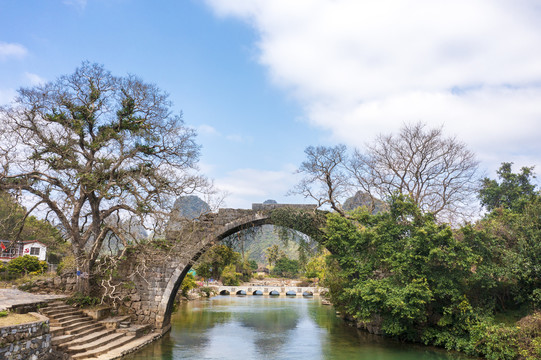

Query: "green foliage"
<box><xmin>248</xmin><ymin>259</ymin><xmax>258</xmax><ymax>270</ymax></box>
<box><xmin>0</xmin><ymin>311</ymin><xmax>7</xmax><ymax>317</ymax></box>
<box><xmin>194</xmin><ymin>244</ymin><xmax>241</xmax><ymax>280</ymax></box>
<box><xmin>7</xmin><ymin>255</ymin><xmax>46</xmax><ymax>276</ymax></box>
<box><xmin>0</xmin><ymin>191</ymin><xmax>66</xmax><ymax>261</ymax></box>
<box><xmin>238</xmin><ymin>260</ymin><xmax>255</xmax><ymax>282</ymax></box>
<box><xmin>57</xmin><ymin>255</ymin><xmax>76</xmax><ymax>276</ymax></box>
<box><xmin>324</xmin><ymin>195</ymin><xmax>479</xmax><ymax>339</ymax></box>
<box><xmin>272</xmin><ymin>257</ymin><xmax>300</xmax><ymax>278</ymax></box>
<box><xmin>479</xmin><ymin>162</ymin><xmax>537</xmax><ymax>212</ymax></box>
<box><xmin>323</xmin><ymin>190</ymin><xmax>541</xmax><ymax>359</ymax></box>
<box><xmin>66</xmin><ymin>293</ymin><xmax>100</xmax><ymax>307</ymax></box>
<box><xmin>180</xmin><ymin>273</ymin><xmax>197</xmax><ymax>297</ymax></box>
<box><xmin>224</xmin><ymin>225</ymin><xmax>302</xmax><ymax>265</ymax></box>
<box><xmin>264</xmin><ymin>244</ymin><xmax>283</xmax><ymax>267</ymax></box>
<box><xmin>221</xmin><ymin>264</ymin><xmax>241</xmax><ymax>286</ymax></box>
<box><xmin>199</xmin><ymin>286</ymin><xmax>213</xmax><ymax>297</ymax></box>
<box><xmin>270</xmin><ymin>207</ymin><xmax>327</xmax><ymax>264</ymax></box>
<box><xmin>304</xmin><ymin>251</ymin><xmax>328</xmax><ymax>280</ymax></box>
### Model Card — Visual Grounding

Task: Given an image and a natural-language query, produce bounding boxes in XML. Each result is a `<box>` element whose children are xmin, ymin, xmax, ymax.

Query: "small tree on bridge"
<box><xmin>0</xmin><ymin>62</ymin><xmax>209</xmax><ymax>294</ymax></box>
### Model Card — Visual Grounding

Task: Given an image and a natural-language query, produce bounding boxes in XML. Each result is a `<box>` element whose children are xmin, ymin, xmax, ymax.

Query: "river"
<box><xmin>124</xmin><ymin>295</ymin><xmax>473</xmax><ymax>360</ymax></box>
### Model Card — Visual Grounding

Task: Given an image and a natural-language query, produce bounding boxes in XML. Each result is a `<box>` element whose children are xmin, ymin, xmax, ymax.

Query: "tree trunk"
<box><xmin>74</xmin><ymin>256</ymin><xmax>91</xmax><ymax>295</ymax></box>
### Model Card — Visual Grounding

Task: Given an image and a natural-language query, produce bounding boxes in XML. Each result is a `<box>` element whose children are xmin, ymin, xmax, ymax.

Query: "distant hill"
<box><xmin>172</xmin><ymin>195</ymin><xmax>210</xmax><ymax>220</ymax></box>
<box><xmin>224</xmin><ymin>224</ymin><xmax>304</xmax><ymax>265</ymax></box>
<box><xmin>343</xmin><ymin>191</ymin><xmax>387</xmax><ymax>214</ymax></box>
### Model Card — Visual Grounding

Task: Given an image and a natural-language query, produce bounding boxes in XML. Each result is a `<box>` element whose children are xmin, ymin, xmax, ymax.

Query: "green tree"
<box><xmin>304</xmin><ymin>251</ymin><xmax>328</xmax><ymax>280</ymax></box>
<box><xmin>248</xmin><ymin>259</ymin><xmax>258</xmax><ymax>270</ymax></box>
<box><xmin>479</xmin><ymin>162</ymin><xmax>537</xmax><ymax>212</ymax></box>
<box><xmin>194</xmin><ymin>244</ymin><xmax>240</xmax><ymax>280</ymax></box>
<box><xmin>0</xmin><ymin>191</ymin><xmax>67</xmax><ymax>262</ymax></box>
<box><xmin>0</xmin><ymin>62</ymin><xmax>208</xmax><ymax>294</ymax></box>
<box><xmin>324</xmin><ymin>195</ymin><xmax>477</xmax><ymax>339</ymax></box>
<box><xmin>272</xmin><ymin>257</ymin><xmax>300</xmax><ymax>278</ymax></box>
<box><xmin>221</xmin><ymin>264</ymin><xmax>241</xmax><ymax>286</ymax></box>
<box><xmin>180</xmin><ymin>273</ymin><xmax>197</xmax><ymax>297</ymax></box>
<box><xmin>265</xmin><ymin>244</ymin><xmax>283</xmax><ymax>267</ymax></box>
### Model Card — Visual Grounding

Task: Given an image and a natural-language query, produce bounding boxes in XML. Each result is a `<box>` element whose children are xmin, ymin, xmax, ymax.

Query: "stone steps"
<box><xmin>58</xmin><ymin>328</ymin><xmax>116</xmax><ymax>349</ymax></box>
<box><xmin>41</xmin><ymin>300</ymin><xmax>158</xmax><ymax>359</ymax></box>
<box><xmin>71</xmin><ymin>334</ymin><xmax>137</xmax><ymax>359</ymax></box>
<box><xmin>53</xmin><ymin>315</ymin><xmax>91</xmax><ymax>327</ymax></box>
<box><xmin>50</xmin><ymin>315</ymin><xmax>86</xmax><ymax>327</ymax></box>
<box><xmin>41</xmin><ymin>304</ymin><xmax>77</xmax><ymax>316</ymax></box>
<box><xmin>68</xmin><ymin>332</ymin><xmax>127</xmax><ymax>354</ymax></box>
<box><xmin>65</xmin><ymin>321</ymin><xmax>103</xmax><ymax>335</ymax></box>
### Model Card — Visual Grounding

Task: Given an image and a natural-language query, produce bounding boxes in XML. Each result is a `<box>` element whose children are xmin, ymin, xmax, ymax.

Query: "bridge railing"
<box><xmin>212</xmin><ymin>285</ymin><xmax>327</xmax><ymax>296</ymax></box>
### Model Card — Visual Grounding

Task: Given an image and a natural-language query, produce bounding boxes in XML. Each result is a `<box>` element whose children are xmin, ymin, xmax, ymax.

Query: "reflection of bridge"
<box><xmin>214</xmin><ymin>285</ymin><xmax>326</xmax><ymax>296</ymax></box>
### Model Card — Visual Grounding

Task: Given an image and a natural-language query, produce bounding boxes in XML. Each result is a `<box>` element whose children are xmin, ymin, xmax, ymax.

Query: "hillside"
<box><xmin>224</xmin><ymin>225</ymin><xmax>304</xmax><ymax>265</ymax></box>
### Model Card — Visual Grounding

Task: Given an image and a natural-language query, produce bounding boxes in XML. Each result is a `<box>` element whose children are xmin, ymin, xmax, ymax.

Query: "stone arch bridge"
<box><xmin>115</xmin><ymin>203</ymin><xmax>318</xmax><ymax>333</ymax></box>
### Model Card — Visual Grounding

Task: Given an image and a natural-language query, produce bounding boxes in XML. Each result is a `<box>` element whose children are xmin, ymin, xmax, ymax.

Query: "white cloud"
<box><xmin>0</xmin><ymin>42</ymin><xmax>27</xmax><ymax>60</ymax></box>
<box><xmin>215</xmin><ymin>165</ymin><xmax>309</xmax><ymax>208</ymax></box>
<box><xmin>24</xmin><ymin>72</ymin><xmax>46</xmax><ymax>86</ymax></box>
<box><xmin>204</xmin><ymin>0</ymin><xmax>541</xmax><ymax>172</ymax></box>
<box><xmin>197</xmin><ymin>124</ymin><xmax>220</xmax><ymax>136</ymax></box>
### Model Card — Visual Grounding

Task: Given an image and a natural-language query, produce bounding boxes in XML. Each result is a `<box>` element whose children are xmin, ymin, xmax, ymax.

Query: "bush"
<box><xmin>181</xmin><ymin>273</ymin><xmax>197</xmax><ymax>297</ymax></box>
<box><xmin>7</xmin><ymin>255</ymin><xmax>44</xmax><ymax>275</ymax></box>
<box><xmin>66</xmin><ymin>293</ymin><xmax>100</xmax><ymax>307</ymax></box>
<box><xmin>221</xmin><ymin>264</ymin><xmax>241</xmax><ymax>286</ymax></box>
<box><xmin>199</xmin><ymin>286</ymin><xmax>214</xmax><ymax>297</ymax></box>
<box><xmin>530</xmin><ymin>289</ymin><xmax>541</xmax><ymax>310</ymax></box>
<box><xmin>272</xmin><ymin>257</ymin><xmax>299</xmax><ymax>278</ymax></box>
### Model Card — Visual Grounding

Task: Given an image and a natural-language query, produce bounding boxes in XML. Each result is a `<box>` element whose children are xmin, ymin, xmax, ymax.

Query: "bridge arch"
<box><xmin>156</xmin><ymin>205</ymin><xmax>321</xmax><ymax>331</ymax></box>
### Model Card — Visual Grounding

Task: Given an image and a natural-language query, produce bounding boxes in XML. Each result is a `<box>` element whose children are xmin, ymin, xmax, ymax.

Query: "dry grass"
<box><xmin>0</xmin><ymin>312</ymin><xmax>38</xmax><ymax>327</ymax></box>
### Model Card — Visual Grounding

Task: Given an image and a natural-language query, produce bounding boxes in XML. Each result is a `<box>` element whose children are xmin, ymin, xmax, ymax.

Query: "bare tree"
<box><xmin>0</xmin><ymin>62</ymin><xmax>210</xmax><ymax>293</ymax></box>
<box><xmin>351</xmin><ymin>122</ymin><xmax>479</xmax><ymax>222</ymax></box>
<box><xmin>290</xmin><ymin>145</ymin><xmax>349</xmax><ymax>216</ymax></box>
<box><xmin>292</xmin><ymin>123</ymin><xmax>480</xmax><ymax>222</ymax></box>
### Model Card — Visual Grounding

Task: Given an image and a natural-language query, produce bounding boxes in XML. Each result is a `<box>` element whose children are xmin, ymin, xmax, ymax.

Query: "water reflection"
<box><xmin>125</xmin><ymin>296</ymin><xmax>475</xmax><ymax>360</ymax></box>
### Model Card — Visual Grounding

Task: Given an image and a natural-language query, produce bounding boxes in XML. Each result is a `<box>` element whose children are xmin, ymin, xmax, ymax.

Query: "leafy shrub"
<box><xmin>221</xmin><ymin>264</ymin><xmax>241</xmax><ymax>286</ymax></box>
<box><xmin>181</xmin><ymin>273</ymin><xmax>197</xmax><ymax>297</ymax></box>
<box><xmin>530</xmin><ymin>289</ymin><xmax>541</xmax><ymax>310</ymax></box>
<box><xmin>199</xmin><ymin>286</ymin><xmax>214</xmax><ymax>297</ymax></box>
<box><xmin>7</xmin><ymin>255</ymin><xmax>44</xmax><ymax>275</ymax></box>
<box><xmin>272</xmin><ymin>257</ymin><xmax>299</xmax><ymax>278</ymax></box>
<box><xmin>30</xmin><ymin>261</ymin><xmax>48</xmax><ymax>275</ymax></box>
<box><xmin>66</xmin><ymin>292</ymin><xmax>100</xmax><ymax>307</ymax></box>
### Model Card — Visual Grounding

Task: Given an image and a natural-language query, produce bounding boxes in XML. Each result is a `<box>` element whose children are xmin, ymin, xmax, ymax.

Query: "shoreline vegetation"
<box><xmin>319</xmin><ymin>194</ymin><xmax>541</xmax><ymax>360</ymax></box>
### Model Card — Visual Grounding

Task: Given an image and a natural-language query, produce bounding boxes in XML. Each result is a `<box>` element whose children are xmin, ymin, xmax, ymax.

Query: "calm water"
<box><xmin>125</xmin><ymin>296</ymin><xmax>473</xmax><ymax>360</ymax></box>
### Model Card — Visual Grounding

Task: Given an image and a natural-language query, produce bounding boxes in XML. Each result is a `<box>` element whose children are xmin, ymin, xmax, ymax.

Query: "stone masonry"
<box><xmin>113</xmin><ymin>204</ymin><xmax>316</xmax><ymax>333</ymax></box>
<box><xmin>0</xmin><ymin>312</ymin><xmax>51</xmax><ymax>360</ymax></box>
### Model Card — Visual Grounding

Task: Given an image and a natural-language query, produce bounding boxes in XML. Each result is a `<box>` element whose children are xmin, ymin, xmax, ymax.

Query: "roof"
<box><xmin>22</xmin><ymin>241</ymin><xmax>47</xmax><ymax>247</ymax></box>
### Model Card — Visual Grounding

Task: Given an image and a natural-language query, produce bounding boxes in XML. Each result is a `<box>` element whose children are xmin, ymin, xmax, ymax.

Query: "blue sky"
<box><xmin>1</xmin><ymin>0</ymin><xmax>540</xmax><ymax>209</ymax></box>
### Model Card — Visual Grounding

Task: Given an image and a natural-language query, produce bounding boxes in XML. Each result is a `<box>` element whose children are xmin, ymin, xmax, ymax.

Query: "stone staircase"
<box><xmin>41</xmin><ymin>301</ymin><xmax>156</xmax><ymax>359</ymax></box>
